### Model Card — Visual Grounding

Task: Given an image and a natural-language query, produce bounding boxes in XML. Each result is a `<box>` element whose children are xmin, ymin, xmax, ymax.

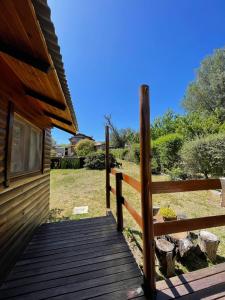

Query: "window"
<box><xmin>11</xmin><ymin>114</ymin><xmax>43</xmax><ymax>176</ymax></box>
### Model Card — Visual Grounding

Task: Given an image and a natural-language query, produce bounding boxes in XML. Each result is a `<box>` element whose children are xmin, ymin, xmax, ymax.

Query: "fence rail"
<box><xmin>110</xmin><ymin>168</ymin><xmax>225</xmax><ymax>236</ymax></box>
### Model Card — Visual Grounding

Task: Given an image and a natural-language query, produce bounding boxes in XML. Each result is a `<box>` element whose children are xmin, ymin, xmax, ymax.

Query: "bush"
<box><xmin>111</xmin><ymin>148</ymin><xmax>129</xmax><ymax>160</ymax></box>
<box><xmin>61</xmin><ymin>157</ymin><xmax>81</xmax><ymax>169</ymax></box>
<box><xmin>167</xmin><ymin>166</ymin><xmax>189</xmax><ymax>180</ymax></box>
<box><xmin>129</xmin><ymin>143</ymin><xmax>140</xmax><ymax>164</ymax></box>
<box><xmin>84</xmin><ymin>152</ymin><xmax>119</xmax><ymax>170</ymax></box>
<box><xmin>75</xmin><ymin>139</ymin><xmax>95</xmax><ymax>156</ymax></box>
<box><xmin>181</xmin><ymin>134</ymin><xmax>225</xmax><ymax>178</ymax></box>
<box><xmin>153</xmin><ymin>133</ymin><xmax>183</xmax><ymax>171</ymax></box>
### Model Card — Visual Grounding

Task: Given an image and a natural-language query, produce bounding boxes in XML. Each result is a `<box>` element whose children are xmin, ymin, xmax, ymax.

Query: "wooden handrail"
<box><xmin>151</xmin><ymin>179</ymin><xmax>221</xmax><ymax>194</ymax></box>
<box><xmin>154</xmin><ymin>214</ymin><xmax>225</xmax><ymax>236</ymax></box>
<box><xmin>111</xmin><ymin>168</ymin><xmax>221</xmax><ymax>194</ymax></box>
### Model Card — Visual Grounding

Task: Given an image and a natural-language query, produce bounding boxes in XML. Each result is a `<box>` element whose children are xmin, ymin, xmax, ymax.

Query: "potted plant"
<box><xmin>159</xmin><ymin>207</ymin><xmax>177</xmax><ymax>222</ymax></box>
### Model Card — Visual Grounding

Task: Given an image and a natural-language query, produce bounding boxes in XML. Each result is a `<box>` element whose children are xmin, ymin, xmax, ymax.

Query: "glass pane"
<box><xmin>11</xmin><ymin>114</ymin><xmax>42</xmax><ymax>175</ymax></box>
<box><xmin>29</xmin><ymin>128</ymin><xmax>42</xmax><ymax>171</ymax></box>
<box><xmin>11</xmin><ymin>118</ymin><xmax>27</xmax><ymax>173</ymax></box>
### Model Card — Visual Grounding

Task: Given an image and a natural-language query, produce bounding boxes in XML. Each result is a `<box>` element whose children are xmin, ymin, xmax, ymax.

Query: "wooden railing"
<box><xmin>105</xmin><ymin>84</ymin><xmax>224</xmax><ymax>296</ymax></box>
<box><xmin>109</xmin><ymin>169</ymin><xmax>224</xmax><ymax>235</ymax></box>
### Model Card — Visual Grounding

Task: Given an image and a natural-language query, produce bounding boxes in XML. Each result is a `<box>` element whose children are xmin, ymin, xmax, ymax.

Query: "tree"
<box><xmin>176</xmin><ymin>112</ymin><xmax>221</xmax><ymax>140</ymax></box>
<box><xmin>75</xmin><ymin>139</ymin><xmax>95</xmax><ymax>156</ymax></box>
<box><xmin>182</xmin><ymin>48</ymin><xmax>225</xmax><ymax>122</ymax></box>
<box><xmin>151</xmin><ymin>110</ymin><xmax>181</xmax><ymax>140</ymax></box>
<box><xmin>104</xmin><ymin>115</ymin><xmax>139</xmax><ymax>148</ymax></box>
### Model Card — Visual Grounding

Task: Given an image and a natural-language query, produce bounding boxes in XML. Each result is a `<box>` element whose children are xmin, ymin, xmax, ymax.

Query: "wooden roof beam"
<box><xmin>44</xmin><ymin>111</ymin><xmax>72</xmax><ymax>125</ymax></box>
<box><xmin>0</xmin><ymin>42</ymin><xmax>51</xmax><ymax>73</ymax></box>
<box><xmin>25</xmin><ymin>88</ymin><xmax>66</xmax><ymax>110</ymax></box>
<box><xmin>52</xmin><ymin>123</ymin><xmax>75</xmax><ymax>135</ymax></box>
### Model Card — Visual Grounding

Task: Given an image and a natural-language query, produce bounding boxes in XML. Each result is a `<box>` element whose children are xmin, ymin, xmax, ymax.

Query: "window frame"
<box><xmin>9</xmin><ymin>112</ymin><xmax>44</xmax><ymax>180</ymax></box>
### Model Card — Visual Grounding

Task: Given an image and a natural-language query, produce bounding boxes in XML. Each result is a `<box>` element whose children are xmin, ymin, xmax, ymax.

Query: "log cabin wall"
<box><xmin>0</xmin><ymin>96</ymin><xmax>51</xmax><ymax>282</ymax></box>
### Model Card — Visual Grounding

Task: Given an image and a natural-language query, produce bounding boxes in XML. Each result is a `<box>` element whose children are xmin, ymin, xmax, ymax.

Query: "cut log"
<box><xmin>178</xmin><ymin>238</ymin><xmax>194</xmax><ymax>257</ymax></box>
<box><xmin>155</xmin><ymin>238</ymin><xmax>176</xmax><ymax>277</ymax></box>
<box><xmin>198</xmin><ymin>230</ymin><xmax>220</xmax><ymax>261</ymax></box>
<box><xmin>169</xmin><ymin>232</ymin><xmax>193</xmax><ymax>258</ymax></box>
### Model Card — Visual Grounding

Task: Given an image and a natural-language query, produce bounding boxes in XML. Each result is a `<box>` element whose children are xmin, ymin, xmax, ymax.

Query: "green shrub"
<box><xmin>167</xmin><ymin>166</ymin><xmax>189</xmax><ymax>180</ymax></box>
<box><xmin>111</xmin><ymin>148</ymin><xmax>129</xmax><ymax>160</ymax></box>
<box><xmin>61</xmin><ymin>158</ymin><xmax>81</xmax><ymax>169</ymax></box>
<box><xmin>153</xmin><ymin>133</ymin><xmax>183</xmax><ymax>171</ymax></box>
<box><xmin>75</xmin><ymin>139</ymin><xmax>95</xmax><ymax>156</ymax></box>
<box><xmin>129</xmin><ymin>143</ymin><xmax>140</xmax><ymax>164</ymax></box>
<box><xmin>84</xmin><ymin>152</ymin><xmax>119</xmax><ymax>170</ymax></box>
<box><xmin>181</xmin><ymin>134</ymin><xmax>225</xmax><ymax>178</ymax></box>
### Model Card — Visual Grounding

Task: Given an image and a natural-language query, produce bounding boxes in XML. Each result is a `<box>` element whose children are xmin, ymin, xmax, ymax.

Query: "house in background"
<box><xmin>69</xmin><ymin>132</ymin><xmax>94</xmax><ymax>146</ymax></box>
<box><xmin>0</xmin><ymin>0</ymin><xmax>77</xmax><ymax>281</ymax></box>
<box><xmin>95</xmin><ymin>141</ymin><xmax>106</xmax><ymax>151</ymax></box>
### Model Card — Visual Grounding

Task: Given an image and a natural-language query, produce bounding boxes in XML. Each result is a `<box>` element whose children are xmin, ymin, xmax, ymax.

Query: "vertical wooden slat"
<box><xmin>139</xmin><ymin>84</ymin><xmax>155</xmax><ymax>294</ymax></box>
<box><xmin>116</xmin><ymin>172</ymin><xmax>123</xmax><ymax>231</ymax></box>
<box><xmin>105</xmin><ymin>125</ymin><xmax>110</xmax><ymax>210</ymax></box>
<box><xmin>5</xmin><ymin>101</ymin><xmax>14</xmax><ymax>187</ymax></box>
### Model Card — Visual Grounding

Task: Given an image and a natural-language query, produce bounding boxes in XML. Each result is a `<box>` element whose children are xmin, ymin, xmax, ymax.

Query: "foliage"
<box><xmin>111</xmin><ymin>148</ymin><xmax>129</xmax><ymax>160</ymax></box>
<box><xmin>181</xmin><ymin>134</ymin><xmax>225</xmax><ymax>178</ymax></box>
<box><xmin>176</xmin><ymin>112</ymin><xmax>221</xmax><ymax>140</ymax></box>
<box><xmin>84</xmin><ymin>151</ymin><xmax>119</xmax><ymax>170</ymax></box>
<box><xmin>153</xmin><ymin>133</ymin><xmax>183</xmax><ymax>171</ymax></box>
<box><xmin>129</xmin><ymin>143</ymin><xmax>140</xmax><ymax>164</ymax></box>
<box><xmin>159</xmin><ymin>207</ymin><xmax>177</xmax><ymax>219</ymax></box>
<box><xmin>151</xmin><ymin>110</ymin><xmax>181</xmax><ymax>140</ymax></box>
<box><xmin>167</xmin><ymin>167</ymin><xmax>189</xmax><ymax>181</ymax></box>
<box><xmin>182</xmin><ymin>48</ymin><xmax>225</xmax><ymax>122</ymax></box>
<box><xmin>61</xmin><ymin>158</ymin><xmax>81</xmax><ymax>169</ymax></box>
<box><xmin>105</xmin><ymin>115</ymin><xmax>139</xmax><ymax>148</ymax></box>
<box><xmin>151</xmin><ymin>110</ymin><xmax>222</xmax><ymax>141</ymax></box>
<box><xmin>75</xmin><ymin>139</ymin><xmax>95</xmax><ymax>156</ymax></box>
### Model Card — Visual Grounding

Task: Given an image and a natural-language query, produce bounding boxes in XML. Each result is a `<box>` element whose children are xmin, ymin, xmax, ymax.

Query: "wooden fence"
<box><xmin>105</xmin><ymin>84</ymin><xmax>224</xmax><ymax>295</ymax></box>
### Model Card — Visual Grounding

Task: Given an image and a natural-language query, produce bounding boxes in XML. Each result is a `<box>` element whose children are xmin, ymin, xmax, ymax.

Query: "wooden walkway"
<box><xmin>0</xmin><ymin>215</ymin><xmax>145</xmax><ymax>300</ymax></box>
<box><xmin>1</xmin><ymin>214</ymin><xmax>225</xmax><ymax>299</ymax></box>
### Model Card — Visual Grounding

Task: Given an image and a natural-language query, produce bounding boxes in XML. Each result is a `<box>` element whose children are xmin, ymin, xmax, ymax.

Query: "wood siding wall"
<box><xmin>0</xmin><ymin>97</ymin><xmax>51</xmax><ymax>282</ymax></box>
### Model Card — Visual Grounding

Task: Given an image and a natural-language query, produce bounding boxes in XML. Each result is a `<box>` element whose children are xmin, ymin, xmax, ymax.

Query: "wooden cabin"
<box><xmin>1</xmin><ymin>1</ymin><xmax>225</xmax><ymax>299</ymax></box>
<box><xmin>0</xmin><ymin>0</ymin><xmax>78</xmax><ymax>282</ymax></box>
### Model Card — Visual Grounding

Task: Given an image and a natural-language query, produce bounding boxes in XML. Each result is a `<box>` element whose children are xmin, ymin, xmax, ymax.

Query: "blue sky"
<box><xmin>49</xmin><ymin>0</ymin><xmax>225</xmax><ymax>144</ymax></box>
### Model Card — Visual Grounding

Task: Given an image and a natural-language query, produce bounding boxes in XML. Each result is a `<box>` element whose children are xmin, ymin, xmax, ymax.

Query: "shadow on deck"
<box><xmin>1</xmin><ymin>214</ymin><xmax>225</xmax><ymax>299</ymax></box>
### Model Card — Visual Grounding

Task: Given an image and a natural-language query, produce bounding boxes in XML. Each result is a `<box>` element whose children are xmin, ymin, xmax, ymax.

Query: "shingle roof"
<box><xmin>32</xmin><ymin>0</ymin><xmax>78</xmax><ymax>131</ymax></box>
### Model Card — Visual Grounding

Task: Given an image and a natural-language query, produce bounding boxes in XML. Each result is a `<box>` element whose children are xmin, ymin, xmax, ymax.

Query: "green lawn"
<box><xmin>50</xmin><ymin>160</ymin><xmax>225</xmax><ymax>277</ymax></box>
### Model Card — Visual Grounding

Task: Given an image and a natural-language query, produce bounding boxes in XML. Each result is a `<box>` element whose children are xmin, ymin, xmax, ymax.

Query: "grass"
<box><xmin>50</xmin><ymin>160</ymin><xmax>225</xmax><ymax>277</ymax></box>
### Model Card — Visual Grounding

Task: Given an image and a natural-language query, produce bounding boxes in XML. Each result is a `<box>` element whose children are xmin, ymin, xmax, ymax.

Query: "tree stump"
<box><xmin>155</xmin><ymin>238</ymin><xmax>176</xmax><ymax>277</ymax></box>
<box><xmin>178</xmin><ymin>238</ymin><xmax>194</xmax><ymax>257</ymax></box>
<box><xmin>198</xmin><ymin>230</ymin><xmax>220</xmax><ymax>261</ymax></box>
<box><xmin>169</xmin><ymin>232</ymin><xmax>193</xmax><ymax>258</ymax></box>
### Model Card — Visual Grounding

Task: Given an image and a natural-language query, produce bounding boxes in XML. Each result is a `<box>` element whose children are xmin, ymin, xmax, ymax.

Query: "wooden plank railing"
<box><xmin>109</xmin><ymin>168</ymin><xmax>225</xmax><ymax>236</ymax></box>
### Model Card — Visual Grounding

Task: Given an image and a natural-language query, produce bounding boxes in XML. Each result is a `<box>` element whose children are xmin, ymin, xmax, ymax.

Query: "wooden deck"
<box><xmin>0</xmin><ymin>214</ymin><xmax>225</xmax><ymax>299</ymax></box>
<box><xmin>0</xmin><ymin>214</ymin><xmax>145</xmax><ymax>300</ymax></box>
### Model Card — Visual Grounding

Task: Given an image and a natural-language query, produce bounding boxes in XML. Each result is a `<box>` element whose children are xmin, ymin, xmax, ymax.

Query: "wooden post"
<box><xmin>105</xmin><ymin>125</ymin><xmax>110</xmax><ymax>211</ymax></box>
<box><xmin>139</xmin><ymin>84</ymin><xmax>156</xmax><ymax>295</ymax></box>
<box><xmin>116</xmin><ymin>172</ymin><xmax>123</xmax><ymax>231</ymax></box>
